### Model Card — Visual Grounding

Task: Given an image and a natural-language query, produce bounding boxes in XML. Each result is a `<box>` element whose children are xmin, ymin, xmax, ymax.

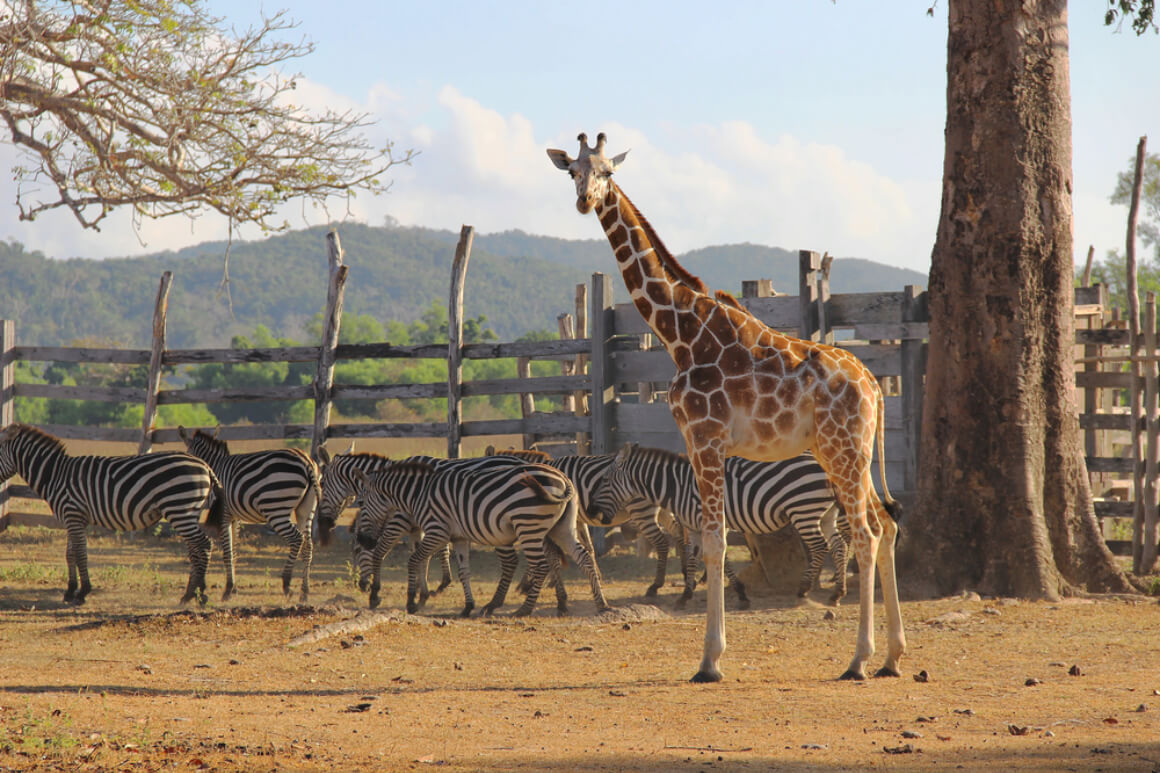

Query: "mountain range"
<box><xmin>0</xmin><ymin>222</ymin><xmax>927</xmax><ymax>348</ymax></box>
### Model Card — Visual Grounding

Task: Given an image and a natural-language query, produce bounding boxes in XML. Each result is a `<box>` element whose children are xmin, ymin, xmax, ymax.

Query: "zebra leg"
<box><xmin>63</xmin><ymin>521</ymin><xmax>89</xmax><ymax>604</ymax></box>
<box><xmin>796</xmin><ymin>530</ymin><xmax>831</xmax><ymax>600</ymax></box>
<box><xmin>548</xmin><ymin>518</ymin><xmax>612</xmax><ymax>615</ymax></box>
<box><xmin>827</xmin><ymin>531</ymin><xmax>850</xmax><ymax>606</ymax></box>
<box><xmin>481</xmin><ymin>547</ymin><xmax>520</xmax><ymax>616</ymax></box>
<box><xmin>675</xmin><ymin>529</ymin><xmax>698</xmax><ymax>610</ymax></box>
<box><xmin>218</xmin><ymin>519</ymin><xmax>237</xmax><ymax>602</ymax></box>
<box><xmin>269</xmin><ymin>514</ymin><xmax>305</xmax><ymax>601</ymax></box>
<box><xmin>544</xmin><ymin>541</ymin><xmax>569</xmax><ymax>616</ymax></box>
<box><xmin>724</xmin><ymin>557</ymin><xmax>750</xmax><ymax>609</ymax></box>
<box><xmin>174</xmin><ymin>517</ymin><xmax>213</xmax><ymax>606</ymax></box>
<box><xmin>433</xmin><ymin>543</ymin><xmax>453</xmax><ymax>596</ymax></box>
<box><xmin>637</xmin><ymin>516</ymin><xmax>670</xmax><ymax>597</ymax></box>
<box><xmin>451</xmin><ymin>539</ymin><xmax>475</xmax><ymax>618</ymax></box>
<box><xmin>405</xmin><ymin>534</ymin><xmax>442</xmax><ymax>614</ymax></box>
<box><xmin>514</xmin><ymin>546</ymin><xmax>551</xmax><ymax>617</ymax></box>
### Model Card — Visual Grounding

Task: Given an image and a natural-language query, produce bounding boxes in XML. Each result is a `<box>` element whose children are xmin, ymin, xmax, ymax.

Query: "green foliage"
<box><xmin>1085</xmin><ymin>152</ymin><xmax>1160</xmax><ymax>311</ymax></box>
<box><xmin>1105</xmin><ymin>0</ymin><xmax>1158</xmax><ymax>34</ymax></box>
<box><xmin>188</xmin><ymin>325</ymin><xmax>312</xmax><ymax>425</ymax></box>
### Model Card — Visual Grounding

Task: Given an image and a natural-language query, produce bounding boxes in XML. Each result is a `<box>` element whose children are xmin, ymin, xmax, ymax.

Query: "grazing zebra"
<box><xmin>178</xmin><ymin>427</ymin><xmax>321</xmax><ymax>602</ymax></box>
<box><xmin>590</xmin><ymin>444</ymin><xmax>850</xmax><ymax>607</ymax></box>
<box><xmin>317</xmin><ymin>447</ymin><xmax>525</xmax><ymax>609</ymax></box>
<box><xmin>353</xmin><ymin>458</ymin><xmax>612</xmax><ymax>617</ymax></box>
<box><xmin>484</xmin><ymin>446</ymin><xmax>682</xmax><ymax>596</ymax></box>
<box><xmin>0</xmin><ymin>423</ymin><xmax>226</xmax><ymax>605</ymax></box>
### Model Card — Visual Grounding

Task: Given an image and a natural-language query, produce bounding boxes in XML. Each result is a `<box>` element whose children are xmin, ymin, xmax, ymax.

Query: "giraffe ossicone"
<box><xmin>548</xmin><ymin>132</ymin><xmax>906</xmax><ymax>683</ymax></box>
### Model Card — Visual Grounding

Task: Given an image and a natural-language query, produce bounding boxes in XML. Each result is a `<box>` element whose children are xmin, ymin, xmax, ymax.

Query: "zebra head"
<box><xmin>314</xmin><ymin>442</ymin><xmax>362</xmax><ymax>546</ymax></box>
<box><xmin>588</xmin><ymin>444</ymin><xmax>639</xmax><ymax>526</ymax></box>
<box><xmin>0</xmin><ymin>424</ymin><xmax>19</xmax><ymax>482</ymax></box>
<box><xmin>177</xmin><ymin>426</ymin><xmax>228</xmax><ymax>465</ymax></box>
<box><xmin>351</xmin><ymin>461</ymin><xmax>429</xmax><ymax>551</ymax></box>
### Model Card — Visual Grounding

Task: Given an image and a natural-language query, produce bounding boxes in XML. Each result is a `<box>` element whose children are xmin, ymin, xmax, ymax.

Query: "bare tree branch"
<box><xmin>0</xmin><ymin>0</ymin><xmax>415</xmax><ymax>234</ymax></box>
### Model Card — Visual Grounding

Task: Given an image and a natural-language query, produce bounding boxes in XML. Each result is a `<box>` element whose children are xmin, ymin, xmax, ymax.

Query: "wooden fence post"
<box><xmin>557</xmin><ymin>313</ymin><xmax>577</xmax><ymax>417</ymax></box>
<box><xmin>447</xmin><ymin>226</ymin><xmax>475</xmax><ymax>460</ymax></box>
<box><xmin>0</xmin><ymin>319</ymin><xmax>14</xmax><ymax>530</ymax></box>
<box><xmin>1128</xmin><ymin>136</ymin><xmax>1147</xmax><ymax>572</ymax></box>
<box><xmin>900</xmin><ymin>285</ymin><xmax>927</xmax><ymax>492</ymax></box>
<box><xmin>311</xmin><ymin>230</ymin><xmax>348</xmax><ymax>462</ymax></box>
<box><xmin>574</xmin><ymin>283</ymin><xmax>590</xmax><ymax>454</ymax></box>
<box><xmin>517</xmin><ymin>356</ymin><xmax>536</xmax><ymax>449</ymax></box>
<box><xmin>798</xmin><ymin>250</ymin><xmax>831</xmax><ymax>343</ymax></box>
<box><xmin>589</xmin><ymin>273</ymin><xmax>615</xmax><ymax>454</ymax></box>
<box><xmin>138</xmin><ymin>271</ymin><xmax>173</xmax><ymax>454</ymax></box>
<box><xmin>1142</xmin><ymin>293</ymin><xmax>1159</xmax><ymax>572</ymax></box>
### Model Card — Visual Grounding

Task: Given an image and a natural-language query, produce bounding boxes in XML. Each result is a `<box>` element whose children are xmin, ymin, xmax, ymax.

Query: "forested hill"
<box><xmin>0</xmin><ymin>223</ymin><xmax>927</xmax><ymax>348</ymax></box>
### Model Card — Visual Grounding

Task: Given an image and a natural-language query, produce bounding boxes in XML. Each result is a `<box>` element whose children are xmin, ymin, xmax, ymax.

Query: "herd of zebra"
<box><xmin>0</xmin><ymin>422</ymin><xmax>853</xmax><ymax>614</ymax></box>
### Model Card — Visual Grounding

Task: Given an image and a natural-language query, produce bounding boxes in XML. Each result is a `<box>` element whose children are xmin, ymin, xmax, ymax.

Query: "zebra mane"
<box><xmin>3</xmin><ymin>424</ymin><xmax>67</xmax><ymax>456</ymax></box>
<box><xmin>628</xmin><ymin>445</ymin><xmax>688</xmax><ymax>465</ymax></box>
<box><xmin>485</xmin><ymin>446</ymin><xmax>551</xmax><ymax>462</ymax></box>
<box><xmin>191</xmin><ymin>428</ymin><xmax>230</xmax><ymax>455</ymax></box>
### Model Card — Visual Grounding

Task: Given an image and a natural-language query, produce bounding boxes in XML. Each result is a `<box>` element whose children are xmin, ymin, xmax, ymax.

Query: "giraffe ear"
<box><xmin>546</xmin><ymin>149</ymin><xmax>574</xmax><ymax>170</ymax></box>
<box><xmin>609</xmin><ymin>150</ymin><xmax>629</xmax><ymax>169</ymax></box>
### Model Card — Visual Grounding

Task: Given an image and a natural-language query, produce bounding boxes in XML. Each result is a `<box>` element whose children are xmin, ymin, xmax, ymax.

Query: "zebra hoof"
<box><xmin>644</xmin><ymin>585</ymin><xmax>660</xmax><ymax>598</ymax></box>
<box><xmin>459</xmin><ymin>604</ymin><xmax>474</xmax><ymax>618</ymax></box>
<box><xmin>405</xmin><ymin>600</ymin><xmax>419</xmax><ymax>614</ymax></box>
<box><xmin>514</xmin><ymin>604</ymin><xmax>535</xmax><ymax>617</ymax></box>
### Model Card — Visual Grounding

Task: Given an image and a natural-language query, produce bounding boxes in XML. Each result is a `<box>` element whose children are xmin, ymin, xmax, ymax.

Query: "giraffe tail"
<box><xmin>876</xmin><ymin>386</ymin><xmax>902</xmax><ymax>524</ymax></box>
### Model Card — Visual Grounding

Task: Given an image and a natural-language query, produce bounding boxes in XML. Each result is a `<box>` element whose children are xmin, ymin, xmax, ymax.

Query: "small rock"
<box><xmin>982</xmin><ymin>607</ymin><xmax>1001</xmax><ymax>616</ymax></box>
<box><xmin>135</xmin><ymin>664</ymin><xmax>152</xmax><ymax>675</ymax></box>
<box><xmin>608</xmin><ymin>690</ymin><xmax>627</xmax><ymax>697</ymax></box>
<box><xmin>823</xmin><ymin>610</ymin><xmax>836</xmax><ymax>621</ymax></box>
<box><xmin>1043</xmin><ymin>730</ymin><xmax>1055</xmax><ymax>738</ymax></box>
<box><xmin>913</xmin><ymin>670</ymin><xmax>930</xmax><ymax>683</ymax></box>
<box><xmin>1008</xmin><ymin>725</ymin><xmax>1030</xmax><ymax>736</ymax></box>
<box><xmin>883</xmin><ymin>743</ymin><xmax>915</xmax><ymax>754</ymax></box>
<box><xmin>228</xmin><ymin>659</ymin><xmax>240</xmax><ymax>666</ymax></box>
<box><xmin>1068</xmin><ymin>664</ymin><xmax>1082</xmax><ymax>676</ymax></box>
<box><xmin>1135</xmin><ymin>704</ymin><xmax>1147</xmax><ymax>713</ymax></box>
<box><xmin>1025</xmin><ymin>678</ymin><xmax>1042</xmax><ymax>687</ymax></box>
<box><xmin>622</xmin><ymin>623</ymin><xmax>631</xmax><ymax>631</ymax></box>
<box><xmin>953</xmin><ymin>708</ymin><xmax>974</xmax><ymax>716</ymax></box>
<box><xmin>344</xmin><ymin>703</ymin><xmax>372</xmax><ymax>713</ymax></box>
<box><xmin>901</xmin><ymin>730</ymin><xmax>922</xmax><ymax>739</ymax></box>
<box><xmin>801</xmin><ymin>743</ymin><xmax>828</xmax><ymax>750</ymax></box>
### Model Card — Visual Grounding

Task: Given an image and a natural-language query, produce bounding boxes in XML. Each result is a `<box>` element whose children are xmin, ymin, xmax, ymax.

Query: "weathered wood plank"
<box><xmin>139</xmin><ymin>271</ymin><xmax>172</xmax><ymax>454</ymax></box>
<box><xmin>850</xmin><ymin>322</ymin><xmax>930</xmax><ymax>341</ymax></box>
<box><xmin>1076</xmin><ymin>329</ymin><xmax>1130</xmax><ymax>346</ymax></box>
<box><xmin>1075</xmin><ymin>371</ymin><xmax>1133</xmax><ymax>389</ymax></box>
<box><xmin>1080</xmin><ymin>413</ymin><xmax>1133</xmax><ymax>431</ymax></box>
<box><xmin>462</xmin><ymin>339</ymin><xmax>592</xmax><ymax>360</ymax></box>
<box><xmin>16</xmin><ymin>346</ymin><xmax>150</xmax><ymax>364</ymax></box>
<box><xmin>159</xmin><ymin>386</ymin><xmax>314</xmax><ymax>403</ymax></box>
<box><xmin>1086</xmin><ymin>456</ymin><xmax>1135</xmax><ymax>474</ymax></box>
<box><xmin>448</xmin><ymin>225</ymin><xmax>474</xmax><ymax>459</ymax></box>
<box><xmin>332</xmin><ymin>383</ymin><xmax>448</xmax><ymax>400</ymax></box>
<box><xmin>37</xmin><ymin>424</ymin><xmax>141</xmax><ymax>443</ymax></box>
<box><xmin>462</xmin><ymin>375</ymin><xmax>591</xmax><ymax>397</ymax></box>
<box><xmin>312</xmin><ymin>229</ymin><xmax>348</xmax><ymax>462</ymax></box>
<box><xmin>15</xmin><ymin>383</ymin><xmax>147</xmax><ymax>402</ymax></box>
<box><xmin>462</xmin><ymin>413</ymin><xmax>592</xmax><ymax>437</ymax></box>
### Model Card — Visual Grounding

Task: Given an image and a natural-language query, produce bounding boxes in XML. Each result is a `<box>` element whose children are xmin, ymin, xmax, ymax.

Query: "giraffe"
<box><xmin>548</xmin><ymin>132</ymin><xmax>905</xmax><ymax>682</ymax></box>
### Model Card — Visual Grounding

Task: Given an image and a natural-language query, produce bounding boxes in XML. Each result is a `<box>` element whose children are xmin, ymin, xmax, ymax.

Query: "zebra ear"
<box><xmin>485</xmin><ymin>445</ymin><xmax>496</xmax><ymax>456</ymax></box>
<box><xmin>318</xmin><ymin>446</ymin><xmax>331</xmax><ymax>465</ymax></box>
<box><xmin>616</xmin><ymin>444</ymin><xmax>633</xmax><ymax>463</ymax></box>
<box><xmin>211</xmin><ymin>425</ymin><xmax>222</xmax><ymax>440</ymax></box>
<box><xmin>343</xmin><ymin>440</ymin><xmax>355</xmax><ymax>456</ymax></box>
<box><xmin>178</xmin><ymin>425</ymin><xmax>188</xmax><ymax>442</ymax></box>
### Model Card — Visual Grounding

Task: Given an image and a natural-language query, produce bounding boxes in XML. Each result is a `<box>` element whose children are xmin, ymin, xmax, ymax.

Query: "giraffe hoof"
<box><xmin>873</xmin><ymin>665</ymin><xmax>902</xmax><ymax>678</ymax></box>
<box><xmin>690</xmin><ymin>669</ymin><xmax>724</xmax><ymax>683</ymax></box>
<box><xmin>838</xmin><ymin>668</ymin><xmax>867</xmax><ymax>681</ymax></box>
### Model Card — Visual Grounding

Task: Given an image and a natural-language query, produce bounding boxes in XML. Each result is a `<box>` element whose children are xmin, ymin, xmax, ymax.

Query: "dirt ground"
<box><xmin>1</xmin><ymin>525</ymin><xmax>1159</xmax><ymax>773</ymax></box>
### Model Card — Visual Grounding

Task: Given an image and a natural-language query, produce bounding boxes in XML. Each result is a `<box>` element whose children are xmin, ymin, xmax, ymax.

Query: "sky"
<box><xmin>1</xmin><ymin>2</ymin><xmax>1158</xmax><ymax>275</ymax></box>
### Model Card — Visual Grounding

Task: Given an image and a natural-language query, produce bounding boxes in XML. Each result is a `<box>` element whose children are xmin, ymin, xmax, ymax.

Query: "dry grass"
<box><xmin>1</xmin><ymin>525</ymin><xmax>1159</xmax><ymax>772</ymax></box>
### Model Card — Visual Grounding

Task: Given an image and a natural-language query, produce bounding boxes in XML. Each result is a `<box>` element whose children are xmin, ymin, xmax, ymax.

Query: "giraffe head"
<box><xmin>547</xmin><ymin>132</ymin><xmax>628</xmax><ymax>214</ymax></box>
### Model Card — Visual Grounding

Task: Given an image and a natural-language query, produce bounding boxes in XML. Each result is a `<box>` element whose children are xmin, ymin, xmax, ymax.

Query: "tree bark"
<box><xmin>901</xmin><ymin>0</ymin><xmax>1134</xmax><ymax>598</ymax></box>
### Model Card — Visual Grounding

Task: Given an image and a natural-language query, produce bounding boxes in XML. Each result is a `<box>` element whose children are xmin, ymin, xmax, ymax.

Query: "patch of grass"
<box><xmin>0</xmin><ymin>562</ymin><xmax>64</xmax><ymax>585</ymax></box>
<box><xmin>0</xmin><ymin>705</ymin><xmax>80</xmax><ymax>755</ymax></box>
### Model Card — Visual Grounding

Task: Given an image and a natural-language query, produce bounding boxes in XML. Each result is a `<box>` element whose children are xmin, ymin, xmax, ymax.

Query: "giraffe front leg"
<box><xmin>693</xmin><ymin>518</ymin><xmax>727</xmax><ymax>682</ymax></box>
<box><xmin>840</xmin><ymin>517</ymin><xmax>878</xmax><ymax>681</ymax></box>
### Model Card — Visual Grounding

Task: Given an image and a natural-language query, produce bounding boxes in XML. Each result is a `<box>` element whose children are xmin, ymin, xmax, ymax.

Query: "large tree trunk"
<box><xmin>900</xmin><ymin>0</ymin><xmax>1134</xmax><ymax>598</ymax></box>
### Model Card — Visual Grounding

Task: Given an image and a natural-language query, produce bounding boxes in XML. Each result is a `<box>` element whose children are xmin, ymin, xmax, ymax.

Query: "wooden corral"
<box><xmin>3</xmin><ymin>227</ymin><xmax>1152</xmax><ymax>569</ymax></box>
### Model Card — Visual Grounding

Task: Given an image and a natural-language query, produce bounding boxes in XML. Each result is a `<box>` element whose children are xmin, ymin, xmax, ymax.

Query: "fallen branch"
<box><xmin>285</xmin><ymin>609</ymin><xmax>412</xmax><ymax>648</ymax></box>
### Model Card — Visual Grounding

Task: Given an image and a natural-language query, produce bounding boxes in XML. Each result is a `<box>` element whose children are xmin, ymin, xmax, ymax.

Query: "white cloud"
<box><xmin>0</xmin><ymin>78</ymin><xmax>942</xmax><ymax>273</ymax></box>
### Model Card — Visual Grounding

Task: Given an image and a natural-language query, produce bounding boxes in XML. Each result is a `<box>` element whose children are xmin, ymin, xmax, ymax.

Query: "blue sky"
<box><xmin>2</xmin><ymin>2</ymin><xmax>1157</xmax><ymax>275</ymax></box>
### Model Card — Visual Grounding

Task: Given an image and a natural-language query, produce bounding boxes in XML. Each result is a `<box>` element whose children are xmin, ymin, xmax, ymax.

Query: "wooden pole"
<box><xmin>138</xmin><ymin>272</ymin><xmax>173</xmax><ymax>454</ymax></box>
<box><xmin>900</xmin><ymin>285</ymin><xmax>927</xmax><ymax>493</ymax></box>
<box><xmin>1081</xmin><ymin>245</ymin><xmax>1095</xmax><ymax>287</ymax></box>
<box><xmin>447</xmin><ymin>225</ymin><xmax>474</xmax><ymax>460</ymax></box>
<box><xmin>557</xmin><ymin>313</ymin><xmax>577</xmax><ymax>417</ymax></box>
<box><xmin>311</xmin><ymin>230</ymin><xmax>348</xmax><ymax>462</ymax></box>
<box><xmin>589</xmin><ymin>273</ymin><xmax>615</xmax><ymax>454</ymax></box>
<box><xmin>0</xmin><ymin>319</ymin><xmax>14</xmax><ymax>530</ymax></box>
<box><xmin>1144</xmin><ymin>292</ymin><xmax>1159</xmax><ymax>572</ymax></box>
<box><xmin>1127</xmin><ymin>136</ymin><xmax>1147</xmax><ymax>571</ymax></box>
<box><xmin>574</xmin><ymin>283</ymin><xmax>590</xmax><ymax>454</ymax></box>
<box><xmin>517</xmin><ymin>356</ymin><xmax>535</xmax><ymax>449</ymax></box>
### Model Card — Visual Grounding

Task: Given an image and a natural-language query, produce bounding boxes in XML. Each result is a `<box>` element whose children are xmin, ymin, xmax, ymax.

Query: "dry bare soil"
<box><xmin>1</xmin><ymin>526</ymin><xmax>1159</xmax><ymax>772</ymax></box>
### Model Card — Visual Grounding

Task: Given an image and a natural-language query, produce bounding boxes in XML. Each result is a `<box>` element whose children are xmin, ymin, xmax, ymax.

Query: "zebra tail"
<box><xmin>204</xmin><ymin>482</ymin><xmax>228</xmax><ymax>539</ymax></box>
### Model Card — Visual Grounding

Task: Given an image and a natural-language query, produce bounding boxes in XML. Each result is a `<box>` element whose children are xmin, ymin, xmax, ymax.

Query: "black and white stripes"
<box><xmin>0</xmin><ymin>424</ymin><xmax>225</xmax><ymax>605</ymax></box>
<box><xmin>179</xmin><ymin>427</ymin><xmax>321</xmax><ymax>601</ymax></box>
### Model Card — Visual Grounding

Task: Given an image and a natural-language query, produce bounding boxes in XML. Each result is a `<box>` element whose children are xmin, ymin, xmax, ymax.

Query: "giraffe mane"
<box><xmin>615</xmin><ymin>183</ymin><xmax>710</xmax><ymax>296</ymax></box>
<box><xmin>715</xmin><ymin>289</ymin><xmax>745</xmax><ymax>310</ymax></box>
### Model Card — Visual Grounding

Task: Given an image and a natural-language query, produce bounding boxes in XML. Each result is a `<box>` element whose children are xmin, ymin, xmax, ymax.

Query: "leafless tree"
<box><xmin>0</xmin><ymin>0</ymin><xmax>414</xmax><ymax>235</ymax></box>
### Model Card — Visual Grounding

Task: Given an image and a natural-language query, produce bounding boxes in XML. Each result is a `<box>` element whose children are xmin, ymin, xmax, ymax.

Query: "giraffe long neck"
<box><xmin>594</xmin><ymin>182</ymin><xmax>713</xmax><ymax>352</ymax></box>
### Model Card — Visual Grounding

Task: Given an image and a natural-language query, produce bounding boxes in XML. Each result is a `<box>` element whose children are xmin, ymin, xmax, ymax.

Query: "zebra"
<box><xmin>484</xmin><ymin>446</ymin><xmax>686</xmax><ymax>597</ymax></box>
<box><xmin>0</xmin><ymin>423</ymin><xmax>226</xmax><ymax>605</ymax></box>
<box><xmin>317</xmin><ymin>446</ymin><xmax>527</xmax><ymax>609</ymax></box>
<box><xmin>589</xmin><ymin>444</ymin><xmax>850</xmax><ymax>607</ymax></box>
<box><xmin>353</xmin><ymin>458</ymin><xmax>612</xmax><ymax>617</ymax></box>
<box><xmin>178</xmin><ymin>427</ymin><xmax>321</xmax><ymax>602</ymax></box>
